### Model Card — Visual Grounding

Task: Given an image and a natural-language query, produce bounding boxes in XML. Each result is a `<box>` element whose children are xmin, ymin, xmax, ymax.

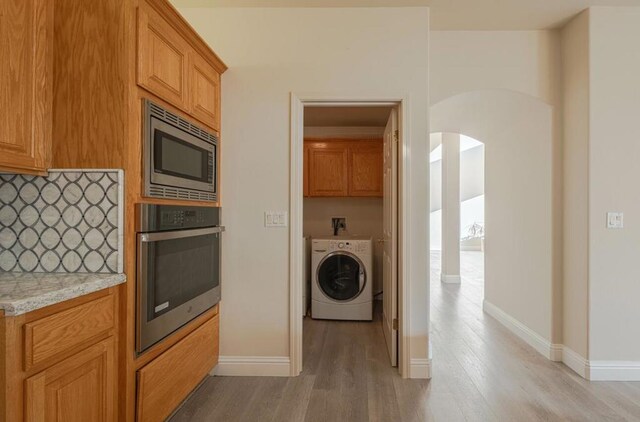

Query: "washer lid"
<box><xmin>317</xmin><ymin>252</ymin><xmax>366</xmax><ymax>302</ymax></box>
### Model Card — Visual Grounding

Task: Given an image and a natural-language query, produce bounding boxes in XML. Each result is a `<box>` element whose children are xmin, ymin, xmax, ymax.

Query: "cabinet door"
<box><xmin>0</xmin><ymin>0</ymin><xmax>52</xmax><ymax>174</ymax></box>
<box><xmin>137</xmin><ymin>1</ymin><xmax>190</xmax><ymax>110</ymax></box>
<box><xmin>308</xmin><ymin>143</ymin><xmax>349</xmax><ymax>197</ymax></box>
<box><xmin>25</xmin><ymin>338</ymin><xmax>116</xmax><ymax>422</ymax></box>
<box><xmin>189</xmin><ymin>53</ymin><xmax>221</xmax><ymax>131</ymax></box>
<box><xmin>348</xmin><ymin>142</ymin><xmax>383</xmax><ymax>197</ymax></box>
<box><xmin>303</xmin><ymin>145</ymin><xmax>309</xmax><ymax>197</ymax></box>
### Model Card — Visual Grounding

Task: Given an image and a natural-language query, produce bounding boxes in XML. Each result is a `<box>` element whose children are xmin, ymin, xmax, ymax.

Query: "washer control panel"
<box><xmin>328</xmin><ymin>240</ymin><xmax>370</xmax><ymax>253</ymax></box>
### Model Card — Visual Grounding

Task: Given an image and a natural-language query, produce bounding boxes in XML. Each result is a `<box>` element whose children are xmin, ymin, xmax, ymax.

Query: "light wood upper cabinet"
<box><xmin>305</xmin><ymin>139</ymin><xmax>383</xmax><ymax>197</ymax></box>
<box><xmin>349</xmin><ymin>142</ymin><xmax>383</xmax><ymax>197</ymax></box>
<box><xmin>25</xmin><ymin>337</ymin><xmax>116</xmax><ymax>422</ymax></box>
<box><xmin>137</xmin><ymin>2</ymin><xmax>190</xmax><ymax>110</ymax></box>
<box><xmin>190</xmin><ymin>53</ymin><xmax>221</xmax><ymax>131</ymax></box>
<box><xmin>137</xmin><ymin>0</ymin><xmax>224</xmax><ymax>131</ymax></box>
<box><xmin>303</xmin><ymin>145</ymin><xmax>310</xmax><ymax>197</ymax></box>
<box><xmin>307</xmin><ymin>143</ymin><xmax>349</xmax><ymax>197</ymax></box>
<box><xmin>0</xmin><ymin>0</ymin><xmax>52</xmax><ymax>175</ymax></box>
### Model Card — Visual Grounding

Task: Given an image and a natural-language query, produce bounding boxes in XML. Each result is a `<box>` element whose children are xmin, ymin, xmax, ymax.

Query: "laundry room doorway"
<box><xmin>289</xmin><ymin>94</ymin><xmax>408</xmax><ymax>377</ymax></box>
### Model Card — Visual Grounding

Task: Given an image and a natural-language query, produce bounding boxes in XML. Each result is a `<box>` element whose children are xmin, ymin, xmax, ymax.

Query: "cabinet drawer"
<box><xmin>137</xmin><ymin>314</ymin><xmax>219</xmax><ymax>422</ymax></box>
<box><xmin>24</xmin><ymin>294</ymin><xmax>115</xmax><ymax>371</ymax></box>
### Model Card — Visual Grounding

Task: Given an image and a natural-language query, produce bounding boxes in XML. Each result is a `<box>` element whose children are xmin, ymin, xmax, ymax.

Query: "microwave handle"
<box><xmin>139</xmin><ymin>226</ymin><xmax>225</xmax><ymax>243</ymax></box>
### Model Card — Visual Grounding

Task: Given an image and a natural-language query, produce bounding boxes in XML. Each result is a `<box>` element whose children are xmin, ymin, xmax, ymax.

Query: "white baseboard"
<box><xmin>549</xmin><ymin>343</ymin><xmax>564</xmax><ymax>362</ymax></box>
<box><xmin>409</xmin><ymin>358</ymin><xmax>432</xmax><ymax>379</ymax></box>
<box><xmin>589</xmin><ymin>361</ymin><xmax>640</xmax><ymax>381</ymax></box>
<box><xmin>483</xmin><ymin>301</ymin><xmax>640</xmax><ymax>381</ymax></box>
<box><xmin>212</xmin><ymin>356</ymin><xmax>291</xmax><ymax>377</ymax></box>
<box><xmin>440</xmin><ymin>273</ymin><xmax>461</xmax><ymax>284</ymax></box>
<box><xmin>560</xmin><ymin>346</ymin><xmax>589</xmax><ymax>378</ymax></box>
<box><xmin>460</xmin><ymin>246</ymin><xmax>482</xmax><ymax>251</ymax></box>
<box><xmin>483</xmin><ymin>300</ymin><xmax>553</xmax><ymax>360</ymax></box>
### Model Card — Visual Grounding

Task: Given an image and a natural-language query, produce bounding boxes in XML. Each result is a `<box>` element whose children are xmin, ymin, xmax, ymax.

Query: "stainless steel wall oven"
<box><xmin>136</xmin><ymin>204</ymin><xmax>223</xmax><ymax>354</ymax></box>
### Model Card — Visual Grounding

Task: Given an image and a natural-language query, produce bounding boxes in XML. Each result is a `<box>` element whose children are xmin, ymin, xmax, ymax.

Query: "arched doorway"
<box><xmin>430</xmin><ymin>131</ymin><xmax>485</xmax><ymax>305</ymax></box>
<box><xmin>430</xmin><ymin>89</ymin><xmax>560</xmax><ymax>360</ymax></box>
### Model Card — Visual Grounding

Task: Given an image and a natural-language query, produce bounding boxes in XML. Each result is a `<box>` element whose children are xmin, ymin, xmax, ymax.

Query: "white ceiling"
<box><xmin>304</xmin><ymin>106</ymin><xmax>392</xmax><ymax>127</ymax></box>
<box><xmin>172</xmin><ymin>0</ymin><xmax>640</xmax><ymax>30</ymax></box>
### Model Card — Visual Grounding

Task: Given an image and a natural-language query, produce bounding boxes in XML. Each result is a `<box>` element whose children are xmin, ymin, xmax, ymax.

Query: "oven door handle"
<box><xmin>139</xmin><ymin>226</ymin><xmax>225</xmax><ymax>242</ymax></box>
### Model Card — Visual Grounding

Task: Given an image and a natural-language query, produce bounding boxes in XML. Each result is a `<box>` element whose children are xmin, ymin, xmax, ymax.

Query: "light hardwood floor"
<box><xmin>171</xmin><ymin>251</ymin><xmax>640</xmax><ymax>421</ymax></box>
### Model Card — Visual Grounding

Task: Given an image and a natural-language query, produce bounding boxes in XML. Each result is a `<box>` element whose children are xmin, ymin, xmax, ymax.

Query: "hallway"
<box><xmin>170</xmin><ymin>251</ymin><xmax>640</xmax><ymax>421</ymax></box>
<box><xmin>430</xmin><ymin>250</ymin><xmax>640</xmax><ymax>421</ymax></box>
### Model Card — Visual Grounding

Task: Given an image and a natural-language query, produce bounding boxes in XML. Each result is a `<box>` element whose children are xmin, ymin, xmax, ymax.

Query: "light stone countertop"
<box><xmin>0</xmin><ymin>272</ymin><xmax>126</xmax><ymax>316</ymax></box>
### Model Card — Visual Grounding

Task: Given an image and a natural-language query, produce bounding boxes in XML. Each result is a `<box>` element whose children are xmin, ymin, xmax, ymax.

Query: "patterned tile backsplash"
<box><xmin>0</xmin><ymin>170</ymin><xmax>123</xmax><ymax>273</ymax></box>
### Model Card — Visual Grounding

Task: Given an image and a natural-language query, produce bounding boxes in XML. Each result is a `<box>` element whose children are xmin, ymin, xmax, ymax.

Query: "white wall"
<box><xmin>175</xmin><ymin>6</ymin><xmax>430</xmax><ymax>373</ymax></box>
<box><xmin>560</xmin><ymin>7</ymin><xmax>640</xmax><ymax>374</ymax></box>
<box><xmin>561</xmin><ymin>10</ymin><xmax>590</xmax><ymax>360</ymax></box>
<box><xmin>588</xmin><ymin>7</ymin><xmax>640</xmax><ymax>364</ymax></box>
<box><xmin>430</xmin><ymin>30</ymin><xmax>562</xmax><ymax>345</ymax></box>
<box><xmin>430</xmin><ymin>31</ymin><xmax>562</xmax><ymax>106</ymax></box>
<box><xmin>432</xmin><ymin>90</ymin><xmax>554</xmax><ymax>343</ymax></box>
<box><xmin>303</xmin><ymin>197</ymin><xmax>383</xmax><ymax>293</ymax></box>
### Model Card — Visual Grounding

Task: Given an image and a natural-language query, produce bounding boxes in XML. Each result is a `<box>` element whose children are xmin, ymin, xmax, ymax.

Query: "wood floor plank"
<box><xmin>239</xmin><ymin>377</ymin><xmax>289</xmax><ymax>422</ymax></box>
<box><xmin>272</xmin><ymin>375</ymin><xmax>316</xmax><ymax>422</ymax></box>
<box><xmin>171</xmin><ymin>251</ymin><xmax>640</xmax><ymax>422</ymax></box>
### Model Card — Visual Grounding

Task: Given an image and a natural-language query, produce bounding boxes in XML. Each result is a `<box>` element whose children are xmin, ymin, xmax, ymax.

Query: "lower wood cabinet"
<box><xmin>305</xmin><ymin>139</ymin><xmax>383</xmax><ymax>198</ymax></box>
<box><xmin>0</xmin><ymin>288</ymin><xmax>119</xmax><ymax>422</ymax></box>
<box><xmin>136</xmin><ymin>313</ymin><xmax>219</xmax><ymax>422</ymax></box>
<box><xmin>25</xmin><ymin>337</ymin><xmax>115</xmax><ymax>422</ymax></box>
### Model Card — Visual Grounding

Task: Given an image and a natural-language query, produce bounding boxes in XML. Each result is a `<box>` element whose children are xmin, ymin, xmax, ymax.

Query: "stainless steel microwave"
<box><xmin>143</xmin><ymin>100</ymin><xmax>217</xmax><ymax>202</ymax></box>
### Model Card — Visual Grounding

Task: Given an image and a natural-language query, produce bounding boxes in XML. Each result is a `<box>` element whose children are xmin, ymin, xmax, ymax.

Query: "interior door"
<box><xmin>382</xmin><ymin>110</ymin><xmax>398</xmax><ymax>366</ymax></box>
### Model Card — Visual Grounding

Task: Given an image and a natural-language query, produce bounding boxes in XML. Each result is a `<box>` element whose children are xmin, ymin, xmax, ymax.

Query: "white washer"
<box><xmin>311</xmin><ymin>236</ymin><xmax>373</xmax><ymax>321</ymax></box>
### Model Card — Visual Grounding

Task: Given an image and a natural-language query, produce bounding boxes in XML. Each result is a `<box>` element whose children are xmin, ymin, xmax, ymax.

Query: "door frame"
<box><xmin>289</xmin><ymin>92</ymin><xmax>411</xmax><ymax>377</ymax></box>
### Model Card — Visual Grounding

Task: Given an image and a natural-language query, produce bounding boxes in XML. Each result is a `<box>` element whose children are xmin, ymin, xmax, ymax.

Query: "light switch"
<box><xmin>265</xmin><ymin>211</ymin><xmax>288</xmax><ymax>228</ymax></box>
<box><xmin>607</xmin><ymin>212</ymin><xmax>624</xmax><ymax>229</ymax></box>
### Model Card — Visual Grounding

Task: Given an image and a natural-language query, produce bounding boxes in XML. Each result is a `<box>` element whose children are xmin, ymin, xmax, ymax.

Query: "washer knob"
<box><xmin>338</xmin><ymin>242</ymin><xmax>345</xmax><ymax>249</ymax></box>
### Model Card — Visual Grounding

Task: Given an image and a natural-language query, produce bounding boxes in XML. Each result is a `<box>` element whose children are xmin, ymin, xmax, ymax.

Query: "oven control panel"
<box><xmin>161</xmin><ymin>210</ymin><xmax>207</xmax><ymax>227</ymax></box>
<box><xmin>137</xmin><ymin>204</ymin><xmax>220</xmax><ymax>232</ymax></box>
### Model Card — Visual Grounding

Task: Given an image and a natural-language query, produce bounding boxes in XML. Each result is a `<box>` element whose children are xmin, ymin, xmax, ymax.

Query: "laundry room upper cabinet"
<box><xmin>305</xmin><ymin>139</ymin><xmax>383</xmax><ymax>198</ymax></box>
<box><xmin>137</xmin><ymin>0</ymin><xmax>224</xmax><ymax>131</ymax></box>
<box><xmin>0</xmin><ymin>0</ymin><xmax>53</xmax><ymax>175</ymax></box>
<box><xmin>349</xmin><ymin>142</ymin><xmax>383</xmax><ymax>197</ymax></box>
<box><xmin>307</xmin><ymin>142</ymin><xmax>350</xmax><ymax>197</ymax></box>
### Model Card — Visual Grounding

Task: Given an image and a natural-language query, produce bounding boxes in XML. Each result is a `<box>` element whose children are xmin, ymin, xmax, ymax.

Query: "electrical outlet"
<box><xmin>265</xmin><ymin>211</ymin><xmax>288</xmax><ymax>228</ymax></box>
